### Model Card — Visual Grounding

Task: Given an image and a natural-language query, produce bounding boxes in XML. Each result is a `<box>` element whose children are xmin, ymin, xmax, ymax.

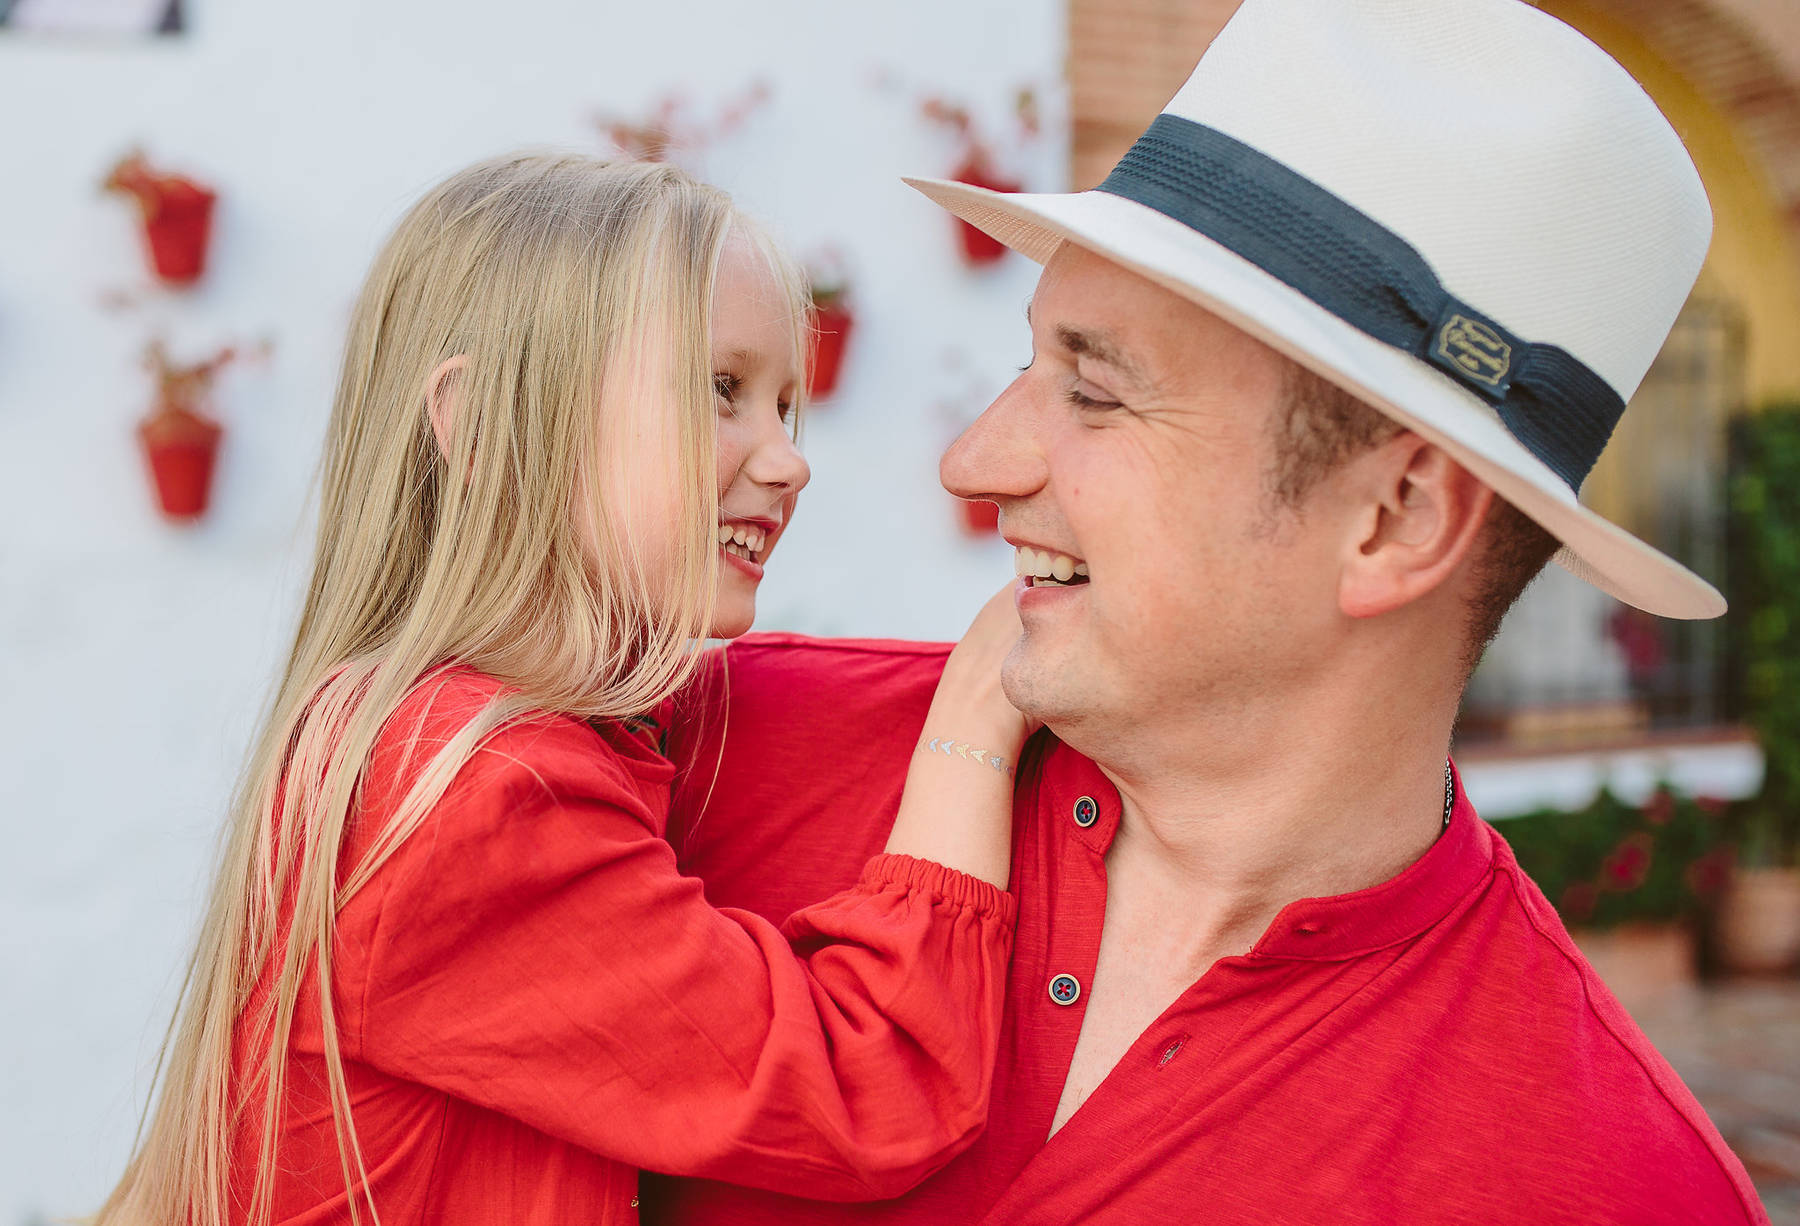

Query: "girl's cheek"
<box><xmin>715</xmin><ymin>418</ymin><xmax>749</xmax><ymax>494</ymax></box>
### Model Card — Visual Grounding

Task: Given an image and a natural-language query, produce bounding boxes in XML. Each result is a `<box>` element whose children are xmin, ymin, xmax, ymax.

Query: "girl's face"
<box><xmin>707</xmin><ymin>232</ymin><xmax>810</xmax><ymax>638</ymax></box>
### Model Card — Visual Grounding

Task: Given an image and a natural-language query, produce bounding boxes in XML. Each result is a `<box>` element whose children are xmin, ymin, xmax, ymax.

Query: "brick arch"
<box><xmin>1069</xmin><ymin>0</ymin><xmax>1800</xmax><ymax>272</ymax></box>
<box><xmin>1556</xmin><ymin>0</ymin><xmax>1800</xmax><ymax>273</ymax></box>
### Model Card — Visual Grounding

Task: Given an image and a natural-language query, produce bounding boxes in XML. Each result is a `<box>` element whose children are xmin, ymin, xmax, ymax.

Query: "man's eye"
<box><xmin>1064</xmin><ymin>385</ymin><xmax>1120</xmax><ymax>411</ymax></box>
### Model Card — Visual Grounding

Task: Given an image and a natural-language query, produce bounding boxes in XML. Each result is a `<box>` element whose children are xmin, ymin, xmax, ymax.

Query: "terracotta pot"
<box><xmin>808</xmin><ymin>301</ymin><xmax>854</xmax><ymax>401</ymax></box>
<box><xmin>950</xmin><ymin>157</ymin><xmax>1020</xmax><ymax>267</ymax></box>
<box><xmin>1714</xmin><ymin>866</ymin><xmax>1800</xmax><ymax>975</ymax></box>
<box><xmin>142</xmin><ymin>181</ymin><xmax>216</xmax><ymax>286</ymax></box>
<box><xmin>957</xmin><ymin>497</ymin><xmax>1000</xmax><ymax>538</ymax></box>
<box><xmin>1570</xmin><ymin>923</ymin><xmax>1696</xmax><ymax>1012</ymax></box>
<box><xmin>139</xmin><ymin>408</ymin><xmax>223</xmax><ymax>521</ymax></box>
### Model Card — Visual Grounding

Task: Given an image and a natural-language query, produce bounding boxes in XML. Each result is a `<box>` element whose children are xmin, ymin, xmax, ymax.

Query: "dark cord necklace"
<box><xmin>1442</xmin><ymin>760</ymin><xmax>1456</xmax><ymax>830</ymax></box>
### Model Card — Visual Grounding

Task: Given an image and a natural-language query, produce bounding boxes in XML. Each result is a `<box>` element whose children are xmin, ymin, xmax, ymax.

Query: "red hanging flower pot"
<box><xmin>957</xmin><ymin>497</ymin><xmax>1001</xmax><ymax>538</ymax></box>
<box><xmin>142</xmin><ymin>180</ymin><xmax>217</xmax><ymax>285</ymax></box>
<box><xmin>135</xmin><ymin>340</ymin><xmax>244</xmax><ymax>523</ymax></box>
<box><xmin>807</xmin><ymin>295</ymin><xmax>855</xmax><ymax>401</ymax></box>
<box><xmin>139</xmin><ymin>406</ymin><xmax>223</xmax><ymax>521</ymax></box>
<box><xmin>950</xmin><ymin>156</ymin><xmax>1020</xmax><ymax>267</ymax></box>
<box><xmin>104</xmin><ymin>152</ymin><xmax>218</xmax><ymax>288</ymax></box>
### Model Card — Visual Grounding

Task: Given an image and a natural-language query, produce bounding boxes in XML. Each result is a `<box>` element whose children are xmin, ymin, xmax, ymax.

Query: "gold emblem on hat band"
<box><xmin>1435</xmin><ymin>313</ymin><xmax>1513</xmax><ymax>388</ymax></box>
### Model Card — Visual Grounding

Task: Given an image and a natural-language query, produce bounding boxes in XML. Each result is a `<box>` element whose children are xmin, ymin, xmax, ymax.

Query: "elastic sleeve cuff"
<box><xmin>858</xmin><ymin>852</ymin><xmax>1017</xmax><ymax>925</ymax></box>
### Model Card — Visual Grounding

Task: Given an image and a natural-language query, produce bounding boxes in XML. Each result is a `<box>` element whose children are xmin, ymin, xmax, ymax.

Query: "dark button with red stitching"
<box><xmin>1048</xmin><ymin>973</ymin><xmax>1082</xmax><ymax>1006</ymax></box>
<box><xmin>1072</xmin><ymin>795</ymin><xmax>1099</xmax><ymax>828</ymax></box>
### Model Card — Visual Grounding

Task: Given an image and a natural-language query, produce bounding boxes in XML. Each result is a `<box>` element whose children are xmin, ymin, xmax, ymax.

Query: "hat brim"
<box><xmin>905</xmin><ymin>176</ymin><xmax>1725</xmax><ymax>620</ymax></box>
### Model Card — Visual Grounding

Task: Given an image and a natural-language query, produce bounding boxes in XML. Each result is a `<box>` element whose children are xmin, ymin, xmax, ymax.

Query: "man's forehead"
<box><xmin>1027</xmin><ymin>244</ymin><xmax>1277</xmax><ymax>390</ymax></box>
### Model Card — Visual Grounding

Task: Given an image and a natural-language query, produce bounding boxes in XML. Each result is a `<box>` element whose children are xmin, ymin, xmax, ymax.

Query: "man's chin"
<box><xmin>1001</xmin><ymin>643</ymin><xmax>1072</xmax><ymax>731</ymax></box>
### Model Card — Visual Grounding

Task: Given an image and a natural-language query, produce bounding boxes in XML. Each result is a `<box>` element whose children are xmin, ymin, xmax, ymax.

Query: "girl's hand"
<box><xmin>883</xmin><ymin>582</ymin><xmax>1031</xmax><ymax>889</ymax></box>
<box><xmin>928</xmin><ymin>583</ymin><xmax>1034</xmax><ymax>757</ymax></box>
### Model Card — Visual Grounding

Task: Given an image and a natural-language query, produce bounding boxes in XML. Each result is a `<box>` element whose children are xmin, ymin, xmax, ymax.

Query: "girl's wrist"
<box><xmin>913</xmin><ymin>730</ymin><xmax>1025</xmax><ymax>779</ymax></box>
<box><xmin>923</xmin><ymin>709</ymin><xmax>1027</xmax><ymax>748</ymax></box>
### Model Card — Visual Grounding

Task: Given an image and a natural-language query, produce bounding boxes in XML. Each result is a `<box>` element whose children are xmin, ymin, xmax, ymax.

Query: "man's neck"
<box><xmin>1040</xmin><ymin>645</ymin><xmax>1467</xmax><ymax>1138</ymax></box>
<box><xmin>1067</xmin><ymin>660</ymin><xmax>1460</xmax><ymax>966</ymax></box>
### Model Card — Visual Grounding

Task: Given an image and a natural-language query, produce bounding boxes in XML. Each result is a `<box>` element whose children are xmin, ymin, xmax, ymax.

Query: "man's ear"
<box><xmin>1338</xmin><ymin>436</ymin><xmax>1495</xmax><ymax>620</ymax></box>
<box><xmin>424</xmin><ymin>354</ymin><xmax>470</xmax><ymax>462</ymax></box>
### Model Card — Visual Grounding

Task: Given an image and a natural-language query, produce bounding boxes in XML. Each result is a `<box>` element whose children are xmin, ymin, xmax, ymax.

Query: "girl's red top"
<box><xmin>227</xmin><ymin>667</ymin><xmax>1015</xmax><ymax>1225</ymax></box>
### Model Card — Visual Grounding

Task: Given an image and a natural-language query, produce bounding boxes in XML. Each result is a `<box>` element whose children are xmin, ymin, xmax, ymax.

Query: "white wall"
<box><xmin>0</xmin><ymin>2</ymin><xmax>1065</xmax><ymax>1217</ymax></box>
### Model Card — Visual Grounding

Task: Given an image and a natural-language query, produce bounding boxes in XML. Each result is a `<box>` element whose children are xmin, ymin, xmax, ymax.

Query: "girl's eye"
<box><xmin>777</xmin><ymin>399</ymin><xmax>794</xmax><ymax>424</ymax></box>
<box><xmin>713</xmin><ymin>373</ymin><xmax>739</xmax><ymax>406</ymax></box>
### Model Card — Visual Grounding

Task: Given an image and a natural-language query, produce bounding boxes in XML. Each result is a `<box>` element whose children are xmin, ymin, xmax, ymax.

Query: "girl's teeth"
<box><xmin>1073</xmin><ymin>562</ymin><xmax>1089</xmax><ymax>577</ymax></box>
<box><xmin>718</xmin><ymin>523</ymin><xmax>767</xmax><ymax>554</ymax></box>
<box><xmin>1051</xmin><ymin>555</ymin><xmax>1075</xmax><ymax>582</ymax></box>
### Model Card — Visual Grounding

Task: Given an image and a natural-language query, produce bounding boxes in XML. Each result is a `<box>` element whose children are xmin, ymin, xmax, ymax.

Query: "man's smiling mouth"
<box><xmin>1015</xmin><ymin>546</ymin><xmax>1090</xmax><ymax>588</ymax></box>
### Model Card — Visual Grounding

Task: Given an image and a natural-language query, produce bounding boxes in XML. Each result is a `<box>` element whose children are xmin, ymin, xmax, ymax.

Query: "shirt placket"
<box><xmin>983</xmin><ymin>751</ymin><xmax>1117</xmax><ymax>1181</ymax></box>
<box><xmin>978</xmin><ymin>955</ymin><xmax>1295</xmax><ymax>1226</ymax></box>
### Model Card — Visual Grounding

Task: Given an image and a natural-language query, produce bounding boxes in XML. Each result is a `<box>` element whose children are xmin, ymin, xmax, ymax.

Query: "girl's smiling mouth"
<box><xmin>718</xmin><ymin>516</ymin><xmax>777</xmax><ymax>565</ymax></box>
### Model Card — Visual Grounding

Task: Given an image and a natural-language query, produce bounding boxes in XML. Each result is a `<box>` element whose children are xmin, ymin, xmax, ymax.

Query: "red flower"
<box><xmin>1641</xmin><ymin>788</ymin><xmax>1675</xmax><ymax>826</ymax></box>
<box><xmin>1684</xmin><ymin>849</ymin><xmax>1734</xmax><ymax>899</ymax></box>
<box><xmin>1559</xmin><ymin>881</ymin><xmax>1600</xmax><ymax>923</ymax></box>
<box><xmin>1599</xmin><ymin>833</ymin><xmax>1654</xmax><ymax>892</ymax></box>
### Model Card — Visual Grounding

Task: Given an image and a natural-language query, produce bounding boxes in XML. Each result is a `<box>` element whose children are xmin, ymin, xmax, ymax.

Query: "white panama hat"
<box><xmin>907</xmin><ymin>0</ymin><xmax>1725</xmax><ymax>619</ymax></box>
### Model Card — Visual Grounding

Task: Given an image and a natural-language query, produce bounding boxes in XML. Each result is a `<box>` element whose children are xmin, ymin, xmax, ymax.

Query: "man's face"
<box><xmin>940</xmin><ymin>243</ymin><xmax>1349</xmax><ymax>746</ymax></box>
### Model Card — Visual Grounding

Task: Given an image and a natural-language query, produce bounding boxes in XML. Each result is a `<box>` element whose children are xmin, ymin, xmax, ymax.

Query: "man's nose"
<box><xmin>940</xmin><ymin>374</ymin><xmax>1044</xmax><ymax>503</ymax></box>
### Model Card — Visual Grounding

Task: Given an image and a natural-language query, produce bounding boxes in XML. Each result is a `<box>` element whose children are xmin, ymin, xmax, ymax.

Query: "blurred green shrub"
<box><xmin>1503</xmin><ymin>787</ymin><xmax>1731</xmax><ymax>928</ymax></box>
<box><xmin>1728</xmin><ymin>405</ymin><xmax>1800</xmax><ymax>867</ymax></box>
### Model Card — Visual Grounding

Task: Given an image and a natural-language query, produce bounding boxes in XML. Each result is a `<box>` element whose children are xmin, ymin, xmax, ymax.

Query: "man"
<box><xmin>646</xmin><ymin>0</ymin><xmax>1767</xmax><ymax>1221</ymax></box>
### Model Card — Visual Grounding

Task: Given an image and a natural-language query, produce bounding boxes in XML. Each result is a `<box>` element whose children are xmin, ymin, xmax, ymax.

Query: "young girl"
<box><xmin>96</xmin><ymin>153</ymin><xmax>1028</xmax><ymax>1226</ymax></box>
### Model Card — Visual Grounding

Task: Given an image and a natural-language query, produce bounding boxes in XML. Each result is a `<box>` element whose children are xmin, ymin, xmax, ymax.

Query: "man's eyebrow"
<box><xmin>1024</xmin><ymin>300</ymin><xmax>1151</xmax><ymax>388</ymax></box>
<box><xmin>1055</xmin><ymin>324</ymin><xmax>1149</xmax><ymax>387</ymax></box>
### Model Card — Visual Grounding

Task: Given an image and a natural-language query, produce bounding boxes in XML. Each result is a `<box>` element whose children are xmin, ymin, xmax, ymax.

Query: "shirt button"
<box><xmin>1072</xmin><ymin>795</ymin><xmax>1099</xmax><ymax>828</ymax></box>
<box><xmin>1048</xmin><ymin>973</ymin><xmax>1082</xmax><ymax>1005</ymax></box>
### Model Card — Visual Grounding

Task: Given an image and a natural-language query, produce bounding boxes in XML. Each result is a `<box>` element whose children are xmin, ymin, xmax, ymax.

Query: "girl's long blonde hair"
<box><xmin>96</xmin><ymin>152</ymin><xmax>810</xmax><ymax>1226</ymax></box>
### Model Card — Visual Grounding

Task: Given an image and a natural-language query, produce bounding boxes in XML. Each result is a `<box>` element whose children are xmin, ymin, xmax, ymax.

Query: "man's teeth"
<box><xmin>1014</xmin><ymin>547</ymin><xmax>1089</xmax><ymax>584</ymax></box>
<box><xmin>717</xmin><ymin>522</ymin><xmax>766</xmax><ymax>558</ymax></box>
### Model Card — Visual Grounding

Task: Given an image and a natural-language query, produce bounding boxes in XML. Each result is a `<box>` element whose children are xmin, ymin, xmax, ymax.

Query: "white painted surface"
<box><xmin>1463</xmin><ymin>737</ymin><xmax>1765</xmax><ymax>820</ymax></box>
<box><xmin>0</xmin><ymin>2</ymin><xmax>1063</xmax><ymax>1217</ymax></box>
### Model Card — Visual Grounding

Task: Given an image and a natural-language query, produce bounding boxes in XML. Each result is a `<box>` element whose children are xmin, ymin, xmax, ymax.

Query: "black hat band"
<box><xmin>1095</xmin><ymin>114</ymin><xmax>1624</xmax><ymax>491</ymax></box>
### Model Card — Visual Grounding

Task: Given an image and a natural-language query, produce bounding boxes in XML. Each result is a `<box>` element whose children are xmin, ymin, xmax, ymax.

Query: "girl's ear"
<box><xmin>424</xmin><ymin>354</ymin><xmax>470</xmax><ymax>462</ymax></box>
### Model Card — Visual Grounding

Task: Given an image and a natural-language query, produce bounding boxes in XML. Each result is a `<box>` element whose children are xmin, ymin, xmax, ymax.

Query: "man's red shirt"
<box><xmin>649</xmin><ymin>634</ymin><xmax>1766</xmax><ymax>1225</ymax></box>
